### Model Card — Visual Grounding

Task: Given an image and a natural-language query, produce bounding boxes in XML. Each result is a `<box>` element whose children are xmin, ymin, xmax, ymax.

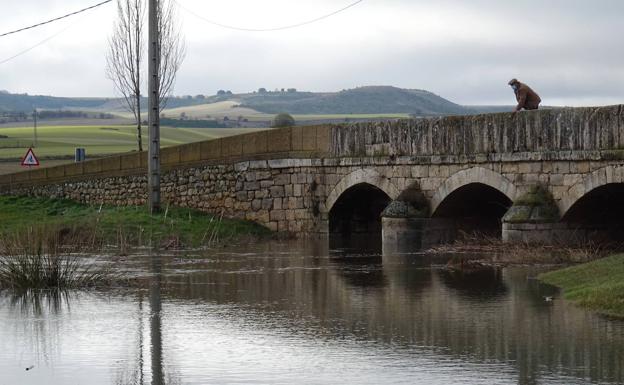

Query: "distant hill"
<box><xmin>0</xmin><ymin>91</ymin><xmax>110</xmax><ymax>112</ymax></box>
<box><xmin>0</xmin><ymin>87</ymin><xmax>513</xmax><ymax>117</ymax></box>
<box><xmin>237</xmin><ymin>86</ymin><xmax>470</xmax><ymax>116</ymax></box>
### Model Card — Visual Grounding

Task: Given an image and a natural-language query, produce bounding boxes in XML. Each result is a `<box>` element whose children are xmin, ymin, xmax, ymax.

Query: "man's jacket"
<box><xmin>515</xmin><ymin>83</ymin><xmax>541</xmax><ymax>111</ymax></box>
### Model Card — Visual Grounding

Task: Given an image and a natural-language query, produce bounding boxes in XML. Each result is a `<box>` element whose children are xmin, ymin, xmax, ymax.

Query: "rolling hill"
<box><xmin>237</xmin><ymin>86</ymin><xmax>471</xmax><ymax>115</ymax></box>
<box><xmin>0</xmin><ymin>86</ymin><xmax>481</xmax><ymax>117</ymax></box>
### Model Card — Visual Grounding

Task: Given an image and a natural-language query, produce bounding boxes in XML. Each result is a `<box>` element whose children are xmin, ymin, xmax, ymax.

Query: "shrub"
<box><xmin>271</xmin><ymin>113</ymin><xmax>295</xmax><ymax>128</ymax></box>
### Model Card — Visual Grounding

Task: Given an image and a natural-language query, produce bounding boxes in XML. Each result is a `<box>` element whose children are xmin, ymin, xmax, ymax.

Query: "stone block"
<box><xmin>570</xmin><ymin>161</ymin><xmax>590</xmax><ymax>174</ymax></box>
<box><xmin>201</xmin><ymin>139</ymin><xmax>221</xmax><ymax>160</ymax></box>
<box><xmin>249</xmin><ymin>160</ymin><xmax>268</xmax><ymax>169</ymax></box>
<box><xmin>260</xmin><ymin>180</ymin><xmax>274</xmax><ymax>188</ymax></box>
<box><xmin>101</xmin><ymin>156</ymin><xmax>121</xmax><ymax>172</ymax></box>
<box><xmin>235</xmin><ymin>162</ymin><xmax>249</xmax><ymax>172</ymax></box>
<box><xmin>83</xmin><ymin>159</ymin><xmax>103</xmax><ymax>174</ymax></box>
<box><xmin>121</xmin><ymin>153</ymin><xmax>142</xmax><ymax>170</ymax></box>
<box><xmin>162</xmin><ymin>147</ymin><xmax>180</xmax><ymax>165</ymax></box>
<box><xmin>180</xmin><ymin>142</ymin><xmax>201</xmax><ymax>163</ymax></box>
<box><xmin>316</xmin><ymin>126</ymin><xmax>331</xmax><ymax>152</ymax></box>
<box><xmin>517</xmin><ymin>162</ymin><xmax>534</xmax><ymax>174</ymax></box>
<box><xmin>290</xmin><ymin>126</ymin><xmax>303</xmax><ymax>151</ymax></box>
<box><xmin>274</xmin><ymin>174</ymin><xmax>290</xmax><ymax>185</ymax></box>
<box><xmin>522</xmin><ymin>173</ymin><xmax>540</xmax><ymax>184</ymax></box>
<box><xmin>222</xmin><ymin>136</ymin><xmax>243</xmax><ymax>157</ymax></box>
<box><xmin>270</xmin><ymin>186</ymin><xmax>284</xmax><ymax>197</ymax></box>
<box><xmin>46</xmin><ymin>166</ymin><xmax>65</xmax><ymax>179</ymax></box>
<box><xmin>563</xmin><ymin>174</ymin><xmax>583</xmax><ymax>187</ymax></box>
<box><xmin>549</xmin><ymin>174</ymin><xmax>564</xmax><ymax>186</ymax></box>
<box><xmin>552</xmin><ymin>161</ymin><xmax>570</xmax><ymax>174</ymax></box>
<box><xmin>302</xmin><ymin>126</ymin><xmax>317</xmax><ymax>151</ymax></box>
<box><xmin>270</xmin><ymin>210</ymin><xmax>285</xmax><ymax>221</ymax></box>
<box><xmin>28</xmin><ymin>168</ymin><xmax>46</xmax><ymax>181</ymax></box>
<box><xmin>502</xmin><ymin>163</ymin><xmax>518</xmax><ymax>173</ymax></box>
<box><xmin>243</xmin><ymin>131</ymin><xmax>268</xmax><ymax>155</ymax></box>
<box><xmin>64</xmin><ymin>163</ymin><xmax>84</xmax><ymax>176</ymax></box>
<box><xmin>411</xmin><ymin>166</ymin><xmax>429</xmax><ymax>178</ymax></box>
<box><xmin>261</xmin><ymin>198</ymin><xmax>273</xmax><ymax>210</ymax></box>
<box><xmin>267</xmin><ymin>128</ymin><xmax>291</xmax><ymax>153</ymax></box>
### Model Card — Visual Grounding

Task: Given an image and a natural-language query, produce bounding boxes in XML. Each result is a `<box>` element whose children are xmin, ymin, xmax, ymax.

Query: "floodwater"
<box><xmin>1</xmin><ymin>239</ymin><xmax>624</xmax><ymax>385</ymax></box>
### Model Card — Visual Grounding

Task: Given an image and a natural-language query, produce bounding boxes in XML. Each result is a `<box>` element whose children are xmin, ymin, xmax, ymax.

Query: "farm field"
<box><xmin>0</xmin><ymin>124</ymin><xmax>268</xmax><ymax>174</ymax></box>
<box><xmin>159</xmin><ymin>100</ymin><xmax>411</xmax><ymax>122</ymax></box>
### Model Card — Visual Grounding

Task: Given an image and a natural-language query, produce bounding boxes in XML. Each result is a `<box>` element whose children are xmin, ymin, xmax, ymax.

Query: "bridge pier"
<box><xmin>381</xmin><ymin>217</ymin><xmax>457</xmax><ymax>254</ymax></box>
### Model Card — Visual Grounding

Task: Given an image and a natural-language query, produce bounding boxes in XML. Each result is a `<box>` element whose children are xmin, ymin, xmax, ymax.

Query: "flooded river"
<box><xmin>1</xmin><ymin>240</ymin><xmax>623</xmax><ymax>384</ymax></box>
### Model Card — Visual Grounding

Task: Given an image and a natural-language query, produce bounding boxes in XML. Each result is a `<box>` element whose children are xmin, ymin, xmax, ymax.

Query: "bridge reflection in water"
<box><xmin>2</xmin><ymin>242</ymin><xmax>624</xmax><ymax>384</ymax></box>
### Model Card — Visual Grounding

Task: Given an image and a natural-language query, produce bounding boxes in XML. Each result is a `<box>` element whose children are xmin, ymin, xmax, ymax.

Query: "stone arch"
<box><xmin>324</xmin><ymin>168</ymin><xmax>400</xmax><ymax>214</ymax></box>
<box><xmin>430</xmin><ymin>167</ymin><xmax>519</xmax><ymax>215</ymax></box>
<box><xmin>560</xmin><ymin>165</ymin><xmax>624</xmax><ymax>217</ymax></box>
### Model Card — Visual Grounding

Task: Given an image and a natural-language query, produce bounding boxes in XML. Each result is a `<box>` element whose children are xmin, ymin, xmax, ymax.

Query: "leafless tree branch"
<box><xmin>106</xmin><ymin>0</ymin><xmax>185</xmax><ymax>151</ymax></box>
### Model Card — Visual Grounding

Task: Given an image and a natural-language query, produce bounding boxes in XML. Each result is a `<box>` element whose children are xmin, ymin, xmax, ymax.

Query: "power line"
<box><xmin>0</xmin><ymin>22</ymin><xmax>77</xmax><ymax>65</ymax></box>
<box><xmin>0</xmin><ymin>0</ymin><xmax>112</xmax><ymax>38</ymax></box>
<box><xmin>175</xmin><ymin>0</ymin><xmax>364</xmax><ymax>32</ymax></box>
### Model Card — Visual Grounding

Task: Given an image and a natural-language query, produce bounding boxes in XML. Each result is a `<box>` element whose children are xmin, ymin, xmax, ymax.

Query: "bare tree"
<box><xmin>106</xmin><ymin>0</ymin><xmax>185</xmax><ymax>151</ymax></box>
<box><xmin>157</xmin><ymin>0</ymin><xmax>185</xmax><ymax>110</ymax></box>
<box><xmin>106</xmin><ymin>0</ymin><xmax>144</xmax><ymax>151</ymax></box>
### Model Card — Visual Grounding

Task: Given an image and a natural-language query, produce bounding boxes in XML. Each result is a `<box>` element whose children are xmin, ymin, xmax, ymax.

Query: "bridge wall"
<box><xmin>0</xmin><ymin>106</ymin><xmax>623</xmax><ymax>242</ymax></box>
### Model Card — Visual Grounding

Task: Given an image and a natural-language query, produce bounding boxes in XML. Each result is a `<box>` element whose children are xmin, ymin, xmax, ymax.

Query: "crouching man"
<box><xmin>508</xmin><ymin>78</ymin><xmax>541</xmax><ymax>112</ymax></box>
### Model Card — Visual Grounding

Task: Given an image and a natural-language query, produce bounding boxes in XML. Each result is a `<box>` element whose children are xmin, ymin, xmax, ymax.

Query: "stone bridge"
<box><xmin>1</xmin><ymin>105</ymin><xmax>624</xmax><ymax>248</ymax></box>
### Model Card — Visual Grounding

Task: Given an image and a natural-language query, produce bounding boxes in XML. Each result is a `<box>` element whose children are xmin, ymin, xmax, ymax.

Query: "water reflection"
<box><xmin>438</xmin><ymin>266</ymin><xmax>508</xmax><ymax>299</ymax></box>
<box><xmin>1</xmin><ymin>240</ymin><xmax>624</xmax><ymax>384</ymax></box>
<box><xmin>7</xmin><ymin>289</ymin><xmax>72</xmax><ymax>317</ymax></box>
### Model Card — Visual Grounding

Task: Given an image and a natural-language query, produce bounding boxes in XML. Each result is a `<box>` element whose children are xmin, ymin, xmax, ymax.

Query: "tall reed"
<box><xmin>0</xmin><ymin>225</ymin><xmax>112</xmax><ymax>289</ymax></box>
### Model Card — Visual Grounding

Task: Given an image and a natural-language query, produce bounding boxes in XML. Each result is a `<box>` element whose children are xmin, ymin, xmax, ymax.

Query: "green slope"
<box><xmin>0</xmin><ymin>125</ymin><xmax>265</xmax><ymax>158</ymax></box>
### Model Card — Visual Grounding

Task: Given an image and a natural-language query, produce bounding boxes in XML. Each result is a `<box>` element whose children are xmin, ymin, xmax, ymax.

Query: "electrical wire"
<box><xmin>175</xmin><ymin>0</ymin><xmax>364</xmax><ymax>32</ymax></box>
<box><xmin>0</xmin><ymin>0</ymin><xmax>112</xmax><ymax>38</ymax></box>
<box><xmin>0</xmin><ymin>19</ymin><xmax>80</xmax><ymax>65</ymax></box>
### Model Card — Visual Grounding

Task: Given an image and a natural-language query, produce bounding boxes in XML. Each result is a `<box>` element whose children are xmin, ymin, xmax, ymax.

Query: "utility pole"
<box><xmin>33</xmin><ymin>108</ymin><xmax>38</xmax><ymax>147</ymax></box>
<box><xmin>148</xmin><ymin>0</ymin><xmax>161</xmax><ymax>213</ymax></box>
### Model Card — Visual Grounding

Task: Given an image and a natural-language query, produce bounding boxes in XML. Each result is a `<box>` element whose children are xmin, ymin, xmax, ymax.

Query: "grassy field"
<box><xmin>0</xmin><ymin>196</ymin><xmax>270</xmax><ymax>248</ymax></box>
<box><xmin>160</xmin><ymin>100</ymin><xmax>411</xmax><ymax>122</ymax></box>
<box><xmin>539</xmin><ymin>254</ymin><xmax>624</xmax><ymax>318</ymax></box>
<box><xmin>161</xmin><ymin>100</ymin><xmax>264</xmax><ymax>120</ymax></box>
<box><xmin>0</xmin><ymin>124</ymin><xmax>267</xmax><ymax>159</ymax></box>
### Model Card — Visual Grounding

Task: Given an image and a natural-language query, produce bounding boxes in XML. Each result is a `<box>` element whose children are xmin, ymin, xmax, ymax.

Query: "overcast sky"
<box><xmin>0</xmin><ymin>0</ymin><xmax>622</xmax><ymax>106</ymax></box>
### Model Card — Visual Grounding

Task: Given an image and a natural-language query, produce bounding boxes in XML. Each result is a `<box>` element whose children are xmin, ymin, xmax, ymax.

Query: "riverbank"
<box><xmin>0</xmin><ymin>196</ymin><xmax>270</xmax><ymax>249</ymax></box>
<box><xmin>539</xmin><ymin>254</ymin><xmax>624</xmax><ymax>318</ymax></box>
<box><xmin>426</xmin><ymin>234</ymin><xmax>611</xmax><ymax>266</ymax></box>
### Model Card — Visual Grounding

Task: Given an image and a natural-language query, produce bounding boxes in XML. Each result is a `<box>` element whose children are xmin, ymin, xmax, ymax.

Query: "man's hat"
<box><xmin>508</xmin><ymin>78</ymin><xmax>519</xmax><ymax>86</ymax></box>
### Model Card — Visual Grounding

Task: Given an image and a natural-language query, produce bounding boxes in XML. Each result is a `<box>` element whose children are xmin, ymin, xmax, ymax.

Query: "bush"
<box><xmin>271</xmin><ymin>113</ymin><xmax>295</xmax><ymax>128</ymax></box>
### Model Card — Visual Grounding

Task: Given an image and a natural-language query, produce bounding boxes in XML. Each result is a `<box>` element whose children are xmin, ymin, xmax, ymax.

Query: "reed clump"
<box><xmin>0</xmin><ymin>225</ymin><xmax>113</xmax><ymax>290</ymax></box>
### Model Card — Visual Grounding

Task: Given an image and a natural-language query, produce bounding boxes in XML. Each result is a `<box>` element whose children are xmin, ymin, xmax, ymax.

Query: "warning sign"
<box><xmin>21</xmin><ymin>148</ymin><xmax>40</xmax><ymax>167</ymax></box>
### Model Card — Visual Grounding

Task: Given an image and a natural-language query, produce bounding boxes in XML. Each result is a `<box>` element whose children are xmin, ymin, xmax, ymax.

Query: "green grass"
<box><xmin>539</xmin><ymin>254</ymin><xmax>624</xmax><ymax>317</ymax></box>
<box><xmin>0</xmin><ymin>196</ymin><xmax>270</xmax><ymax>248</ymax></box>
<box><xmin>0</xmin><ymin>125</ymin><xmax>266</xmax><ymax>159</ymax></box>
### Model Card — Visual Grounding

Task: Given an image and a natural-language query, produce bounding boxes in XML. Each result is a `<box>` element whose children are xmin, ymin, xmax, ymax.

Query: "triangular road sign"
<box><xmin>21</xmin><ymin>148</ymin><xmax>40</xmax><ymax>167</ymax></box>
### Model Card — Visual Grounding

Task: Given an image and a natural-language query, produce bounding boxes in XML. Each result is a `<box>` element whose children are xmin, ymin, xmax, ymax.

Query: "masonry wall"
<box><xmin>332</xmin><ymin>105</ymin><xmax>624</xmax><ymax>157</ymax></box>
<box><xmin>0</xmin><ymin>106</ymin><xmax>623</xmax><ymax>237</ymax></box>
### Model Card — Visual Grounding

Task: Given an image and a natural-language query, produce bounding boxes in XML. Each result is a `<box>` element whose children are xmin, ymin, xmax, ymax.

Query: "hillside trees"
<box><xmin>106</xmin><ymin>0</ymin><xmax>185</xmax><ymax>152</ymax></box>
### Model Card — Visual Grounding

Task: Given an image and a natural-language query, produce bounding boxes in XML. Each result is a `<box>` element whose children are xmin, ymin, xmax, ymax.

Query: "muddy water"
<box><xmin>1</xmin><ymin>240</ymin><xmax>623</xmax><ymax>385</ymax></box>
